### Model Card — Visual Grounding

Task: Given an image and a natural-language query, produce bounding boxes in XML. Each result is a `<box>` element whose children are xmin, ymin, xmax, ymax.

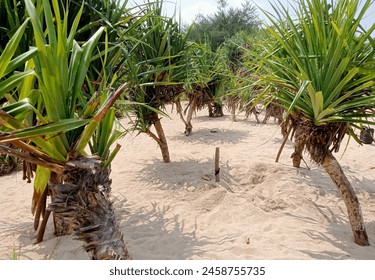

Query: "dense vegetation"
<box><xmin>187</xmin><ymin>0</ymin><xmax>260</xmax><ymax>51</ymax></box>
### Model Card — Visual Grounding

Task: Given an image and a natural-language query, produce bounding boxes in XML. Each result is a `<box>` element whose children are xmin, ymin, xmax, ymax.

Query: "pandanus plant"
<box><xmin>124</xmin><ymin>0</ymin><xmax>191</xmax><ymax>162</ymax></box>
<box><xmin>222</xmin><ymin>32</ymin><xmax>262</xmax><ymax>123</ymax></box>
<box><xmin>255</xmin><ymin>0</ymin><xmax>375</xmax><ymax>245</ymax></box>
<box><xmin>180</xmin><ymin>42</ymin><xmax>231</xmax><ymax>135</ymax></box>
<box><xmin>0</xmin><ymin>0</ymin><xmax>131</xmax><ymax>259</ymax></box>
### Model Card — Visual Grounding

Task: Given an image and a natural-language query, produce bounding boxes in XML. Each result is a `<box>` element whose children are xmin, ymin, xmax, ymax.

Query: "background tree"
<box><xmin>221</xmin><ymin>31</ymin><xmax>257</xmax><ymax>122</ymax></box>
<box><xmin>180</xmin><ymin>1</ymin><xmax>262</xmax><ymax>120</ymax></box>
<box><xmin>178</xmin><ymin>42</ymin><xmax>232</xmax><ymax>135</ymax></box>
<box><xmin>188</xmin><ymin>0</ymin><xmax>260</xmax><ymax>51</ymax></box>
<box><xmin>123</xmin><ymin>0</ymin><xmax>191</xmax><ymax>162</ymax></box>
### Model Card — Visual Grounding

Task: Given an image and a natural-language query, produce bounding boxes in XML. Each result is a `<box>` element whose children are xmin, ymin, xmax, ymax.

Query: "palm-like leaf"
<box><xmin>258</xmin><ymin>0</ymin><xmax>375</xmax><ymax>128</ymax></box>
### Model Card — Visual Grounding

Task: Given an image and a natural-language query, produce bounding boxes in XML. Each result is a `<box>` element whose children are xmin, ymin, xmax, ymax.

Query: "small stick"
<box><xmin>215</xmin><ymin>147</ymin><xmax>220</xmax><ymax>182</ymax></box>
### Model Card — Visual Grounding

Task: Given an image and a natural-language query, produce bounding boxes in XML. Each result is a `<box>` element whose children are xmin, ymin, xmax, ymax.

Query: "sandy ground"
<box><xmin>1</xmin><ymin>105</ymin><xmax>375</xmax><ymax>260</ymax></box>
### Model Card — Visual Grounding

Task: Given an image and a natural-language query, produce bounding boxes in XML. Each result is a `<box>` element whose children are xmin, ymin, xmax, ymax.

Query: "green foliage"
<box><xmin>0</xmin><ymin>19</ymin><xmax>37</xmax><ymax>100</ymax></box>
<box><xmin>188</xmin><ymin>0</ymin><xmax>260</xmax><ymax>51</ymax></box>
<box><xmin>64</xmin><ymin>0</ymin><xmax>136</xmax><ymax>84</ymax></box>
<box><xmin>0</xmin><ymin>0</ymin><xmax>130</xmax><ymax>193</ymax></box>
<box><xmin>255</xmin><ymin>0</ymin><xmax>375</xmax><ymax>127</ymax></box>
<box><xmin>185</xmin><ymin>42</ymin><xmax>233</xmax><ymax>102</ymax></box>
<box><xmin>0</xmin><ymin>0</ymin><xmax>32</xmax><ymax>55</ymax></box>
<box><xmin>124</xmin><ymin>0</ymin><xmax>191</xmax><ymax>131</ymax></box>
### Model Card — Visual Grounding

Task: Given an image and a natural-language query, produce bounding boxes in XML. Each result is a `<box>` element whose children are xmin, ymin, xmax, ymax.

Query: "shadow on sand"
<box><xmin>138</xmin><ymin>157</ymin><xmax>236</xmax><ymax>192</ymax></box>
<box><xmin>279</xmin><ymin>164</ymin><xmax>375</xmax><ymax>259</ymax></box>
<box><xmin>120</xmin><ymin>201</ymin><xmax>236</xmax><ymax>259</ymax></box>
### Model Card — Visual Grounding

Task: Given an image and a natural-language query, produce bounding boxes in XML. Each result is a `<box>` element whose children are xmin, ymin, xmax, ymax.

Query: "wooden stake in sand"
<box><xmin>215</xmin><ymin>147</ymin><xmax>220</xmax><ymax>182</ymax></box>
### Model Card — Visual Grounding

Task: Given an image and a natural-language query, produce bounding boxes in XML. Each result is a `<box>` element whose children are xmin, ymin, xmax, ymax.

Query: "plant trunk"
<box><xmin>151</xmin><ymin>112</ymin><xmax>170</xmax><ymax>163</ymax></box>
<box><xmin>291</xmin><ymin>142</ymin><xmax>304</xmax><ymax>168</ymax></box>
<box><xmin>252</xmin><ymin>107</ymin><xmax>260</xmax><ymax>124</ymax></box>
<box><xmin>185</xmin><ymin>98</ymin><xmax>197</xmax><ymax>136</ymax></box>
<box><xmin>175</xmin><ymin>100</ymin><xmax>188</xmax><ymax>132</ymax></box>
<box><xmin>291</xmin><ymin>127</ymin><xmax>304</xmax><ymax>168</ymax></box>
<box><xmin>213</xmin><ymin>103</ymin><xmax>224</xmax><ymax>117</ymax></box>
<box><xmin>230</xmin><ymin>103</ymin><xmax>237</xmax><ymax>122</ymax></box>
<box><xmin>322</xmin><ymin>152</ymin><xmax>369</xmax><ymax>246</ymax></box>
<box><xmin>48</xmin><ymin>157</ymin><xmax>130</xmax><ymax>259</ymax></box>
<box><xmin>208</xmin><ymin>103</ymin><xmax>213</xmax><ymax>117</ymax></box>
<box><xmin>262</xmin><ymin>104</ymin><xmax>283</xmax><ymax>124</ymax></box>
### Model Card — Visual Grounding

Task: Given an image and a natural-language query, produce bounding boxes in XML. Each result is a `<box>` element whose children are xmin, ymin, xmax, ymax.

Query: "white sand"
<box><xmin>1</xmin><ymin>105</ymin><xmax>374</xmax><ymax>260</ymax></box>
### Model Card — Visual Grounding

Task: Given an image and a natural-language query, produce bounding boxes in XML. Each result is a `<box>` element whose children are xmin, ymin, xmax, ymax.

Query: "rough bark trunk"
<box><xmin>48</xmin><ymin>158</ymin><xmax>130</xmax><ymax>259</ymax></box>
<box><xmin>322</xmin><ymin>152</ymin><xmax>369</xmax><ymax>246</ymax></box>
<box><xmin>262</xmin><ymin>104</ymin><xmax>283</xmax><ymax>124</ymax></box>
<box><xmin>151</xmin><ymin>112</ymin><xmax>170</xmax><ymax>163</ymax></box>
<box><xmin>215</xmin><ymin>147</ymin><xmax>220</xmax><ymax>182</ymax></box>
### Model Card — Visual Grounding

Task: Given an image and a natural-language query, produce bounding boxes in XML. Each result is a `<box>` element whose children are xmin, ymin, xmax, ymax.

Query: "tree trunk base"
<box><xmin>184</xmin><ymin>123</ymin><xmax>193</xmax><ymax>136</ymax></box>
<box><xmin>48</xmin><ymin>157</ymin><xmax>131</xmax><ymax>259</ymax></box>
<box><xmin>212</xmin><ymin>103</ymin><xmax>224</xmax><ymax>117</ymax></box>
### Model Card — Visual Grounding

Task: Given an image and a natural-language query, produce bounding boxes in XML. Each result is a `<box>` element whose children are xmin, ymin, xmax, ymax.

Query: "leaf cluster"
<box><xmin>255</xmin><ymin>0</ymin><xmax>375</xmax><ymax>128</ymax></box>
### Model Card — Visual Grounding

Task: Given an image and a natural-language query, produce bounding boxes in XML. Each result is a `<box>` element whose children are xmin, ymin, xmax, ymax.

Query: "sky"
<box><xmin>134</xmin><ymin>0</ymin><xmax>375</xmax><ymax>31</ymax></box>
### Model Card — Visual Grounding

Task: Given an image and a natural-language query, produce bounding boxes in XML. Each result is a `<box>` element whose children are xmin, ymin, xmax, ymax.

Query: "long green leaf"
<box><xmin>34</xmin><ymin>166</ymin><xmax>51</xmax><ymax>193</ymax></box>
<box><xmin>0</xmin><ymin>70</ymin><xmax>35</xmax><ymax>98</ymax></box>
<box><xmin>0</xmin><ymin>118</ymin><xmax>91</xmax><ymax>141</ymax></box>
<box><xmin>0</xmin><ymin>19</ymin><xmax>30</xmax><ymax>79</ymax></box>
<box><xmin>70</xmin><ymin>27</ymin><xmax>105</xmax><ymax>117</ymax></box>
<box><xmin>4</xmin><ymin>47</ymin><xmax>38</xmax><ymax>77</ymax></box>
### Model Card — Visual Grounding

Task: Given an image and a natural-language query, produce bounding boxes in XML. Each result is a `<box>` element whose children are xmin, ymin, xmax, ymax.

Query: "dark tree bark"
<box><xmin>175</xmin><ymin>100</ymin><xmax>188</xmax><ymax>132</ymax></box>
<box><xmin>153</xmin><ymin>118</ymin><xmax>170</xmax><ymax>163</ymax></box>
<box><xmin>262</xmin><ymin>103</ymin><xmax>283</xmax><ymax>124</ymax></box>
<box><xmin>290</xmin><ymin>126</ymin><xmax>304</xmax><ymax>168</ymax></box>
